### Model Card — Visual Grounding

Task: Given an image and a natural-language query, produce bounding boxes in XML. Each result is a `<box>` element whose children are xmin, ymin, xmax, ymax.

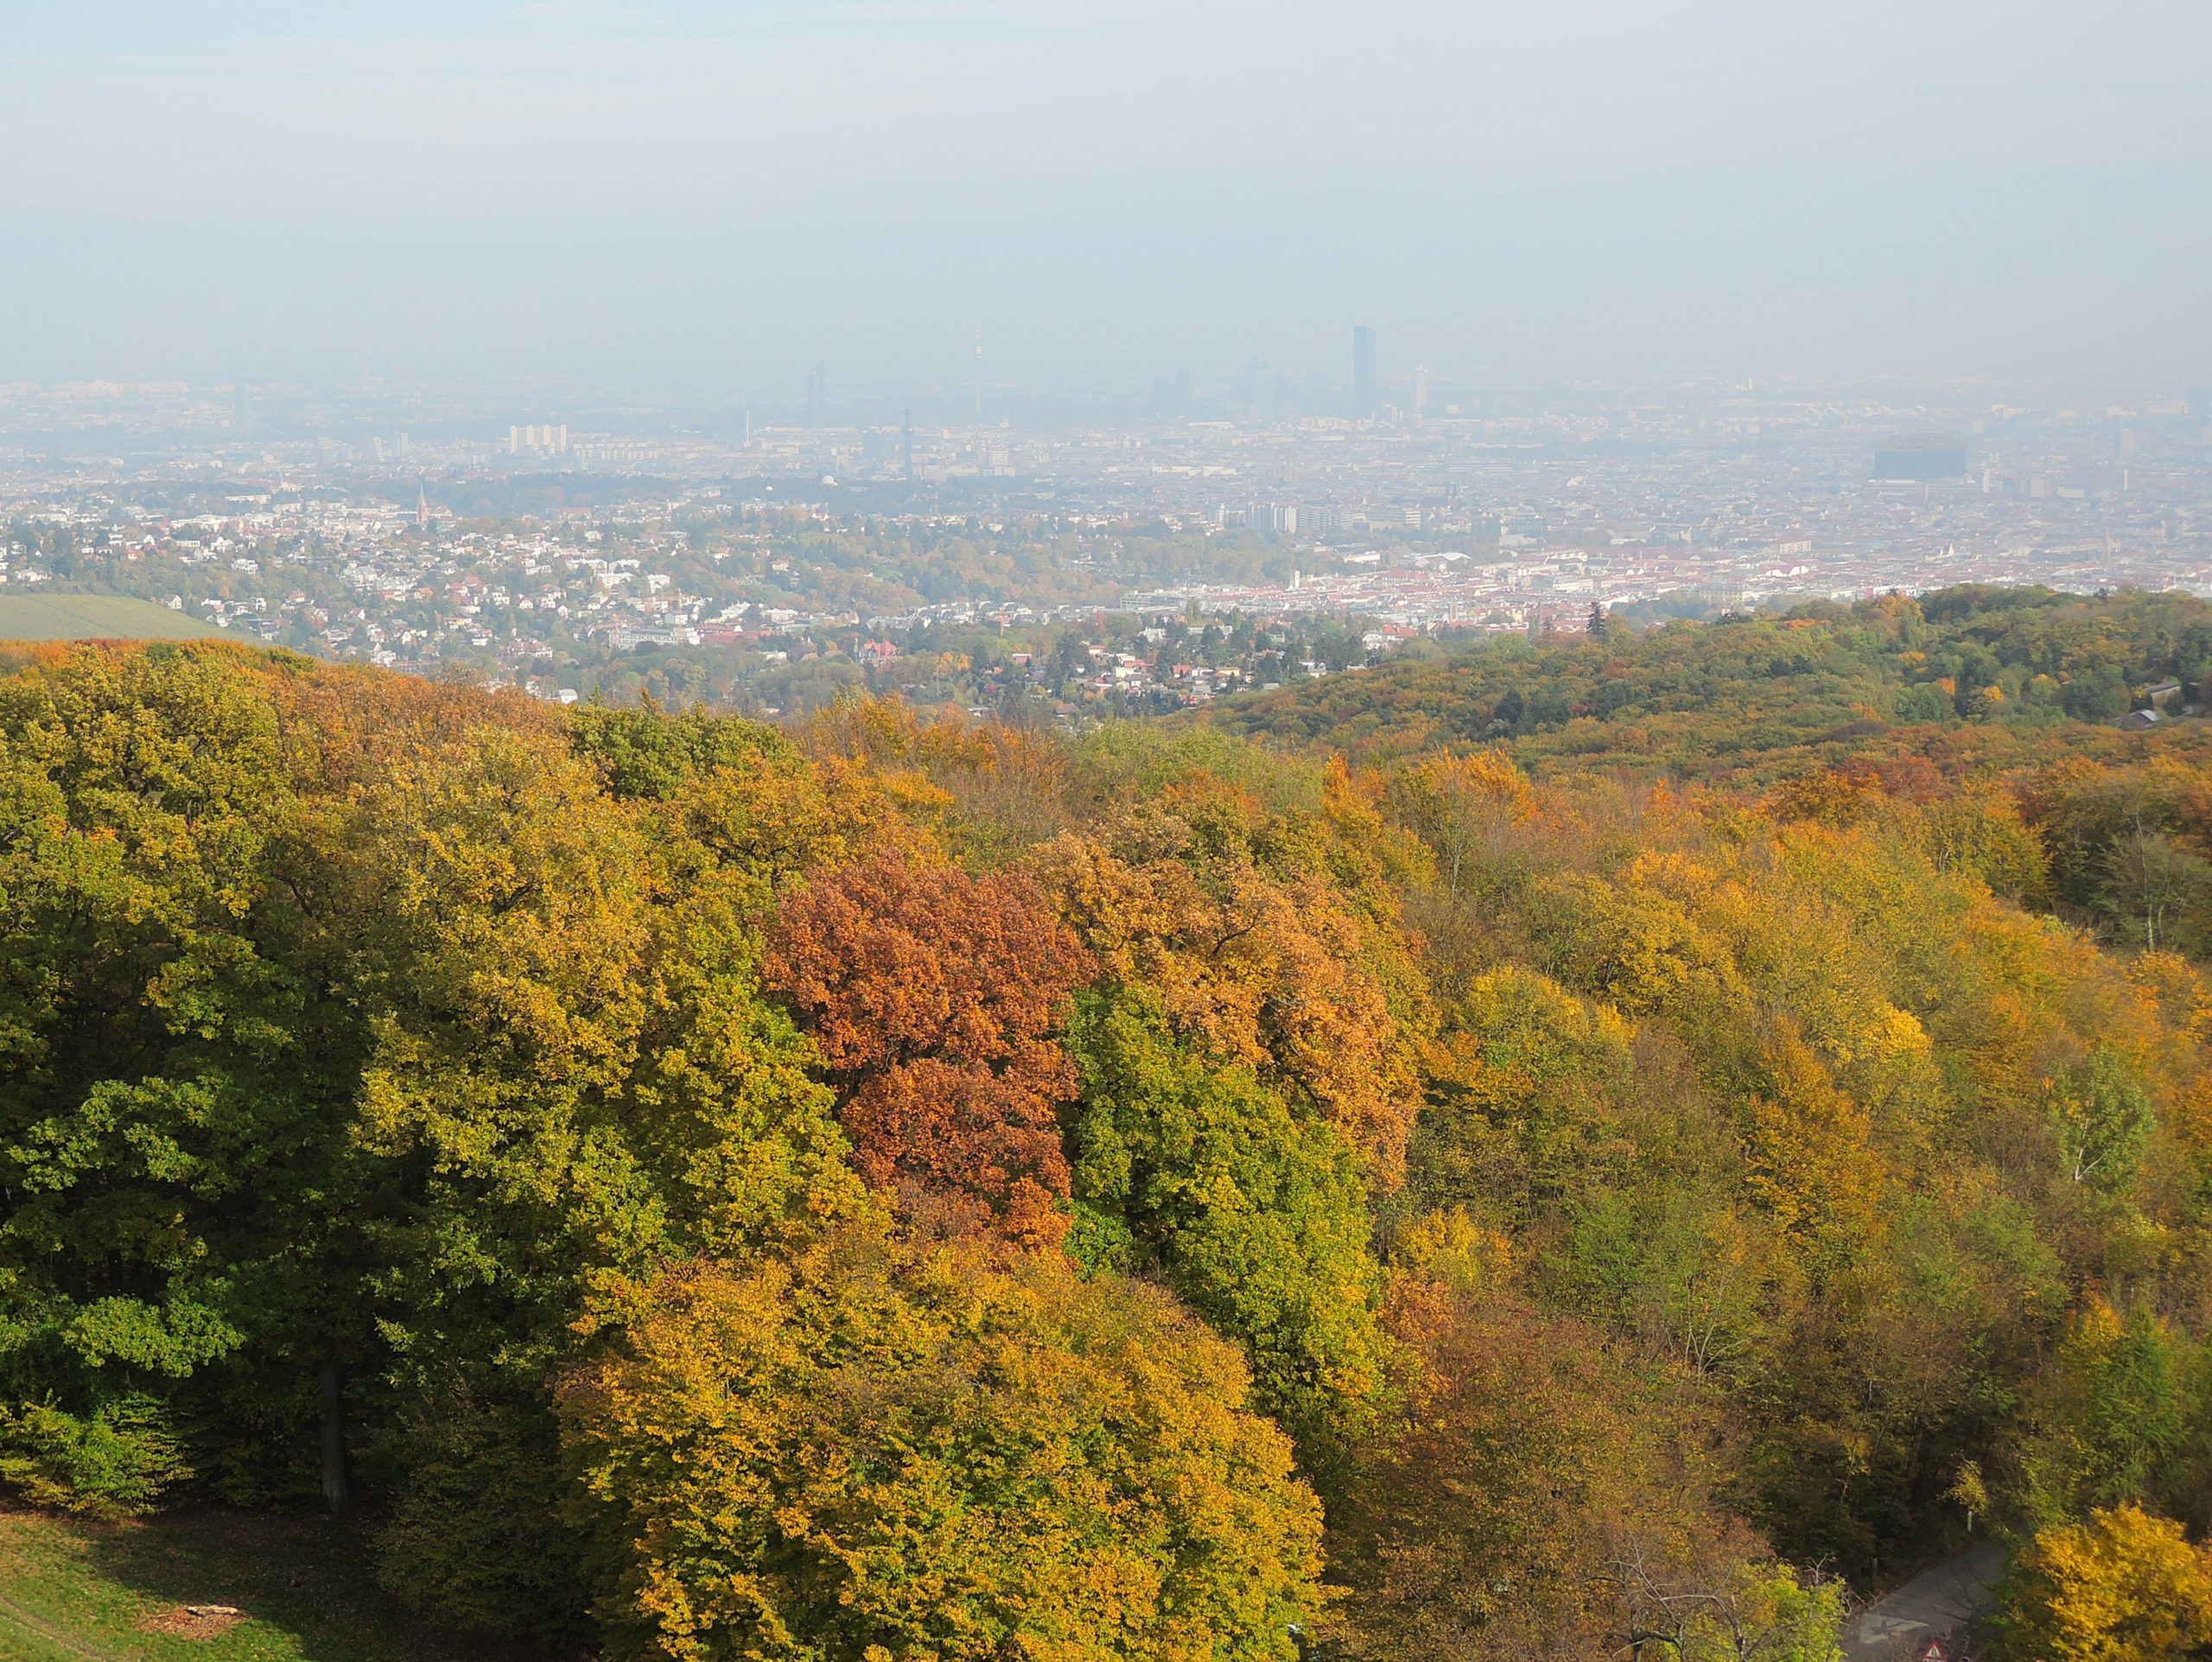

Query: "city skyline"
<box><xmin>5</xmin><ymin>371</ymin><xmax>2203</xmax><ymax>678</ymax></box>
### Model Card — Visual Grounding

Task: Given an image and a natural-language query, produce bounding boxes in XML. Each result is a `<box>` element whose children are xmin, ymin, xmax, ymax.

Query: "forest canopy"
<box><xmin>4</xmin><ymin>604</ymin><xmax>2212</xmax><ymax>1659</ymax></box>
<box><xmin>1203</xmin><ymin>585</ymin><xmax>2212</xmax><ymax>782</ymax></box>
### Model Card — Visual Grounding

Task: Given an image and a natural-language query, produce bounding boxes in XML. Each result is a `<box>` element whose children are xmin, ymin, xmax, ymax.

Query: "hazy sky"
<box><xmin>3</xmin><ymin>1</ymin><xmax>2208</xmax><ymax>396</ymax></box>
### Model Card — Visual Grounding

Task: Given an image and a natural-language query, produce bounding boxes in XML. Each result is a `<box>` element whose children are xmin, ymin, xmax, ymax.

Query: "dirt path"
<box><xmin>0</xmin><ymin>1584</ymin><xmax>138</xmax><ymax>1662</ymax></box>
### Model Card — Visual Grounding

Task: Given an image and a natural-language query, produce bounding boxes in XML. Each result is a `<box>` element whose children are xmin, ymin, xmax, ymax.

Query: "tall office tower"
<box><xmin>806</xmin><ymin>362</ymin><xmax>827</xmax><ymax>428</ymax></box>
<box><xmin>510</xmin><ymin>424</ymin><xmax>569</xmax><ymax>454</ymax></box>
<box><xmin>1414</xmin><ymin>362</ymin><xmax>1427</xmax><ymax>421</ymax></box>
<box><xmin>232</xmin><ymin>385</ymin><xmax>253</xmax><ymax>439</ymax></box>
<box><xmin>902</xmin><ymin>407</ymin><xmax>913</xmax><ymax>477</ymax></box>
<box><xmin>1352</xmin><ymin>326</ymin><xmax>1377</xmax><ymax>416</ymax></box>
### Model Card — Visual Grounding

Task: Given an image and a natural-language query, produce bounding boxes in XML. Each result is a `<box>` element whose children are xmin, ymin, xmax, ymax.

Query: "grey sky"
<box><xmin>3</xmin><ymin>1</ymin><xmax>2207</xmax><ymax>395</ymax></box>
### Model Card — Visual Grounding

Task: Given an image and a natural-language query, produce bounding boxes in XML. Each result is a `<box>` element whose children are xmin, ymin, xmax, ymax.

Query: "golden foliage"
<box><xmin>1999</xmin><ymin>1505</ymin><xmax>2212</xmax><ymax>1662</ymax></box>
<box><xmin>1029</xmin><ymin>772</ymin><xmax>1429</xmax><ymax>1180</ymax></box>
<box><xmin>563</xmin><ymin>1227</ymin><xmax>1325</xmax><ymax>1662</ymax></box>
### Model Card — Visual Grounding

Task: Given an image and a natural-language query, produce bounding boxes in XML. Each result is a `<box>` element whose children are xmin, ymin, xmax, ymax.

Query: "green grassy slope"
<box><xmin>0</xmin><ymin>595</ymin><xmax>221</xmax><ymax>643</ymax></box>
<box><xmin>0</xmin><ymin>1507</ymin><xmax>500</xmax><ymax>1662</ymax></box>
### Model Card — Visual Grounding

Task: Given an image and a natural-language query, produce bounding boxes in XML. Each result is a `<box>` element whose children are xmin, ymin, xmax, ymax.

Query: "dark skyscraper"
<box><xmin>1351</xmin><ymin>326</ymin><xmax>1377</xmax><ymax>416</ymax></box>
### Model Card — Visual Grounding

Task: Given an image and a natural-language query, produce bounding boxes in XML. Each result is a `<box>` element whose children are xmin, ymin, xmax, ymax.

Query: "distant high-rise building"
<box><xmin>1352</xmin><ymin>326</ymin><xmax>1377</xmax><ymax>416</ymax></box>
<box><xmin>902</xmin><ymin>408</ymin><xmax>913</xmax><ymax>477</ymax></box>
<box><xmin>508</xmin><ymin>424</ymin><xmax>569</xmax><ymax>455</ymax></box>
<box><xmin>1414</xmin><ymin>362</ymin><xmax>1428</xmax><ymax>421</ymax></box>
<box><xmin>232</xmin><ymin>385</ymin><xmax>254</xmax><ymax>439</ymax></box>
<box><xmin>806</xmin><ymin>362</ymin><xmax>827</xmax><ymax>428</ymax></box>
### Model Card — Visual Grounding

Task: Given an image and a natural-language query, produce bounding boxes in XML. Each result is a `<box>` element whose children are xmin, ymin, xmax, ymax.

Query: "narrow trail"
<box><xmin>0</xmin><ymin>1583</ymin><xmax>137</xmax><ymax>1662</ymax></box>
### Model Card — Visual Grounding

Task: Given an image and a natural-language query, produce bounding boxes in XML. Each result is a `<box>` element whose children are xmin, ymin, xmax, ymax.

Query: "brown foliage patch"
<box><xmin>767</xmin><ymin>849</ymin><xmax>1094</xmax><ymax>1246</ymax></box>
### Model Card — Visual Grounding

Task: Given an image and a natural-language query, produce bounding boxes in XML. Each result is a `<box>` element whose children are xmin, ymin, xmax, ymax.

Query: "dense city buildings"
<box><xmin>3</xmin><ymin>372</ymin><xmax>2208</xmax><ymax>714</ymax></box>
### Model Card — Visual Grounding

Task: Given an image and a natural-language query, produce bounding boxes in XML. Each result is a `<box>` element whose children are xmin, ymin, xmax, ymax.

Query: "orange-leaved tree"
<box><xmin>767</xmin><ymin>848</ymin><xmax>1094</xmax><ymax>1246</ymax></box>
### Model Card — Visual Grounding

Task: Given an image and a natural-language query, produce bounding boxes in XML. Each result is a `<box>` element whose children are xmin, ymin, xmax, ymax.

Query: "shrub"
<box><xmin>0</xmin><ymin>1396</ymin><xmax>191</xmax><ymax>1518</ymax></box>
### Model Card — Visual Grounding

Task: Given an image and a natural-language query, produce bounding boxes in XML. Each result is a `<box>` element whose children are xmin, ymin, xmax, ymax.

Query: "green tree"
<box><xmin>350</xmin><ymin>720</ymin><xmax>865</xmax><ymax>1633</ymax></box>
<box><xmin>2064</xmin><ymin>663</ymin><xmax>2132</xmax><ymax>720</ymax></box>
<box><xmin>2018</xmin><ymin>1299</ymin><xmax>2198</xmax><ymax>1525</ymax></box>
<box><xmin>1610</xmin><ymin>1559</ymin><xmax>1847</xmax><ymax>1662</ymax></box>
<box><xmin>1064</xmin><ymin>987</ymin><xmax>1393</xmax><ymax>1463</ymax></box>
<box><xmin>0</xmin><ymin>644</ymin><xmax>380</xmax><ymax>1505</ymax></box>
<box><xmin>2100</xmin><ymin>825</ymin><xmax>2212</xmax><ymax>955</ymax></box>
<box><xmin>2046</xmin><ymin>1048</ymin><xmax>2155</xmax><ymax>1193</ymax></box>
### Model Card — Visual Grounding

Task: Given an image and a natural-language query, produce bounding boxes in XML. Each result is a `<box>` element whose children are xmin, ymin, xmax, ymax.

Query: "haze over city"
<box><xmin>3</xmin><ymin>4</ymin><xmax>2211</xmax><ymax>709</ymax></box>
<box><xmin>4</xmin><ymin>0</ymin><xmax>2209</xmax><ymax>396</ymax></box>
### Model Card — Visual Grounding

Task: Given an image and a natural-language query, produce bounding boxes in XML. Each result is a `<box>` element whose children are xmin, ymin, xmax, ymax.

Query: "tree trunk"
<box><xmin>318</xmin><ymin>1360</ymin><xmax>349</xmax><ymax>1515</ymax></box>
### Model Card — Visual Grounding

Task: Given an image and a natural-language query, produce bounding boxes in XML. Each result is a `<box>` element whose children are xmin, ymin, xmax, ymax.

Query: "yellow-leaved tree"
<box><xmin>1995</xmin><ymin>1504</ymin><xmax>2212</xmax><ymax>1661</ymax></box>
<box><xmin>561</xmin><ymin>1220</ymin><xmax>1325</xmax><ymax>1662</ymax></box>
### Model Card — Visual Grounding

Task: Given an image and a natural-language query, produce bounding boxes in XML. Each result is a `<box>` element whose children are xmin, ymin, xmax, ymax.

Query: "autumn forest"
<box><xmin>7</xmin><ymin>585</ymin><xmax>2212</xmax><ymax>1659</ymax></box>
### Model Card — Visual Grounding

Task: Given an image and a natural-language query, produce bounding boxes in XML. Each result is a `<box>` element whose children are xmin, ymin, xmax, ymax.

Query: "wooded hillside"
<box><xmin>3</xmin><ymin>619</ymin><xmax>2210</xmax><ymax>1659</ymax></box>
<box><xmin>1205</xmin><ymin>586</ymin><xmax>2212</xmax><ymax>782</ymax></box>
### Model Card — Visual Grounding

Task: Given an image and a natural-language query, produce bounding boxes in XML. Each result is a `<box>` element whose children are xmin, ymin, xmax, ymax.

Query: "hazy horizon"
<box><xmin>4</xmin><ymin>1</ymin><xmax>2208</xmax><ymax>398</ymax></box>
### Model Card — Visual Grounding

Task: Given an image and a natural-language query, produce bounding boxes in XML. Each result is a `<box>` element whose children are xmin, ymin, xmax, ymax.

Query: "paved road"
<box><xmin>1844</xmin><ymin>1543</ymin><xmax>2006</xmax><ymax>1660</ymax></box>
